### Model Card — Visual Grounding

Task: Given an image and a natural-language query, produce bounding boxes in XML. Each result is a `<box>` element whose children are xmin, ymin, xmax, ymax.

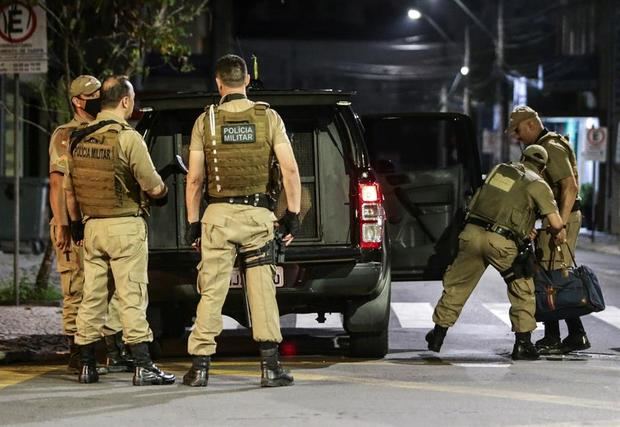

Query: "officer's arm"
<box><xmin>545</xmin><ymin>211</ymin><xmax>565</xmax><ymax>238</ymax></box>
<box><xmin>186</xmin><ymin>150</ymin><xmax>205</xmax><ymax>223</ymax></box>
<box><xmin>50</xmin><ymin>172</ymin><xmax>68</xmax><ymax>225</ymax></box>
<box><xmin>145</xmin><ymin>183</ymin><xmax>167</xmax><ymax>199</ymax></box>
<box><xmin>64</xmin><ymin>189</ymin><xmax>81</xmax><ymax>222</ymax></box>
<box><xmin>557</xmin><ymin>175</ymin><xmax>578</xmax><ymax>223</ymax></box>
<box><xmin>274</xmin><ymin>143</ymin><xmax>301</xmax><ymax>214</ymax></box>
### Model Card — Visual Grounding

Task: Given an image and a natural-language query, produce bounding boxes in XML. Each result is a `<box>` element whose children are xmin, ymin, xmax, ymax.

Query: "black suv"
<box><xmin>136</xmin><ymin>90</ymin><xmax>481</xmax><ymax>358</ymax></box>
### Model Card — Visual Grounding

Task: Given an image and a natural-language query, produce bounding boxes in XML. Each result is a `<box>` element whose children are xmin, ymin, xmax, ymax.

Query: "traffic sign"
<box><xmin>582</xmin><ymin>126</ymin><xmax>607</xmax><ymax>162</ymax></box>
<box><xmin>0</xmin><ymin>2</ymin><xmax>47</xmax><ymax>74</ymax></box>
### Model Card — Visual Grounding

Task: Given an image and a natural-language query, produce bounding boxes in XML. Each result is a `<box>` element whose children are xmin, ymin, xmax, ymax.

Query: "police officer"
<box><xmin>48</xmin><ymin>75</ymin><xmax>131</xmax><ymax>373</ymax></box>
<box><xmin>183</xmin><ymin>54</ymin><xmax>301</xmax><ymax>387</ymax></box>
<box><xmin>426</xmin><ymin>145</ymin><xmax>564</xmax><ymax>360</ymax></box>
<box><xmin>508</xmin><ymin>105</ymin><xmax>588</xmax><ymax>355</ymax></box>
<box><xmin>64</xmin><ymin>75</ymin><xmax>175</xmax><ymax>385</ymax></box>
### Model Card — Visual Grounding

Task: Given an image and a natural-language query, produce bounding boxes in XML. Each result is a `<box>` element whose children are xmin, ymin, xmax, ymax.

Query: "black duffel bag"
<box><xmin>534</xmin><ymin>245</ymin><xmax>605</xmax><ymax>322</ymax></box>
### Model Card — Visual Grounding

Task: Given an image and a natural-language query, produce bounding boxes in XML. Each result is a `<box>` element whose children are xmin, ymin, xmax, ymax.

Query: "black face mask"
<box><xmin>81</xmin><ymin>97</ymin><xmax>101</xmax><ymax>117</ymax></box>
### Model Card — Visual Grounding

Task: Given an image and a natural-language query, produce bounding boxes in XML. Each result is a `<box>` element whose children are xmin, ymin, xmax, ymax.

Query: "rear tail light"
<box><xmin>357</xmin><ymin>181</ymin><xmax>384</xmax><ymax>250</ymax></box>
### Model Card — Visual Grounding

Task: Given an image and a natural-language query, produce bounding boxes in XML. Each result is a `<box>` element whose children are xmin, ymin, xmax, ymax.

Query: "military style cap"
<box><xmin>69</xmin><ymin>75</ymin><xmax>101</xmax><ymax>97</ymax></box>
<box><xmin>522</xmin><ymin>144</ymin><xmax>548</xmax><ymax>167</ymax></box>
<box><xmin>506</xmin><ymin>105</ymin><xmax>539</xmax><ymax>134</ymax></box>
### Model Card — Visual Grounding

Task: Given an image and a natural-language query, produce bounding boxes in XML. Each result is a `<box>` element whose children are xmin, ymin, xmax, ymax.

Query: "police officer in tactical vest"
<box><xmin>48</xmin><ymin>75</ymin><xmax>133</xmax><ymax>374</ymax></box>
<box><xmin>508</xmin><ymin>106</ymin><xmax>588</xmax><ymax>355</ymax></box>
<box><xmin>183</xmin><ymin>54</ymin><xmax>302</xmax><ymax>387</ymax></box>
<box><xmin>426</xmin><ymin>145</ymin><xmax>564</xmax><ymax>360</ymax></box>
<box><xmin>64</xmin><ymin>76</ymin><xmax>175</xmax><ymax>385</ymax></box>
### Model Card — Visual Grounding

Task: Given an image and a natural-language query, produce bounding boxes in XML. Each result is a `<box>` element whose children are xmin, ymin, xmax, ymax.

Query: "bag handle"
<box><xmin>563</xmin><ymin>243</ymin><xmax>577</xmax><ymax>266</ymax></box>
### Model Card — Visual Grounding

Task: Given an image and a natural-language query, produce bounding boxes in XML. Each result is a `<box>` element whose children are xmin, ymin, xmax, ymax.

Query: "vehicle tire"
<box><xmin>344</xmin><ymin>269</ymin><xmax>391</xmax><ymax>359</ymax></box>
<box><xmin>349</xmin><ymin>328</ymin><xmax>388</xmax><ymax>358</ymax></box>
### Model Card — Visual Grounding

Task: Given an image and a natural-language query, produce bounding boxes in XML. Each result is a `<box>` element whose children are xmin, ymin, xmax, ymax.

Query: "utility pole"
<box><xmin>496</xmin><ymin>0</ymin><xmax>509</xmax><ymax>161</ymax></box>
<box><xmin>440</xmin><ymin>85</ymin><xmax>448</xmax><ymax>112</ymax></box>
<box><xmin>463</xmin><ymin>26</ymin><xmax>471</xmax><ymax>116</ymax></box>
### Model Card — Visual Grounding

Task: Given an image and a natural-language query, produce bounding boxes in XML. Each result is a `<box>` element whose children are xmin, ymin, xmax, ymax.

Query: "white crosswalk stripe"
<box><xmin>391</xmin><ymin>302</ymin><xmax>435</xmax><ymax>328</ymax></box>
<box><xmin>591</xmin><ymin>306</ymin><xmax>620</xmax><ymax>329</ymax></box>
<box><xmin>295</xmin><ymin>313</ymin><xmax>343</xmax><ymax>329</ymax></box>
<box><xmin>483</xmin><ymin>303</ymin><xmax>544</xmax><ymax>331</ymax></box>
<box><xmin>219</xmin><ymin>304</ymin><xmax>620</xmax><ymax>331</ymax></box>
<box><xmin>223</xmin><ymin>315</ymin><xmax>241</xmax><ymax>329</ymax></box>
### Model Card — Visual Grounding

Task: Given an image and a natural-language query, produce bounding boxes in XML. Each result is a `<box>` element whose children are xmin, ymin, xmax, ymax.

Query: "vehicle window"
<box><xmin>144</xmin><ymin>104</ymin><xmax>351</xmax><ymax>247</ymax></box>
<box><xmin>364</xmin><ymin>116</ymin><xmax>475</xmax><ymax>190</ymax></box>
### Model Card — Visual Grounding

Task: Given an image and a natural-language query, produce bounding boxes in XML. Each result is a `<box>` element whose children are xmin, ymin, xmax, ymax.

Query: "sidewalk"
<box><xmin>577</xmin><ymin>229</ymin><xmax>620</xmax><ymax>256</ymax></box>
<box><xmin>0</xmin><ymin>251</ymin><xmax>66</xmax><ymax>364</ymax></box>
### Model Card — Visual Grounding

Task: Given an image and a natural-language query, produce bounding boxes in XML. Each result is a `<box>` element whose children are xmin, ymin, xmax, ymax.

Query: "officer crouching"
<box><xmin>183</xmin><ymin>54</ymin><xmax>302</xmax><ymax>387</ymax></box>
<box><xmin>427</xmin><ymin>145</ymin><xmax>565</xmax><ymax>360</ymax></box>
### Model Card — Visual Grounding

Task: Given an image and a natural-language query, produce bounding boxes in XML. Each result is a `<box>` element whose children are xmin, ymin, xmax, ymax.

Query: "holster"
<box><xmin>239</xmin><ymin>234</ymin><xmax>286</xmax><ymax>268</ymax></box>
<box><xmin>501</xmin><ymin>240</ymin><xmax>536</xmax><ymax>283</ymax></box>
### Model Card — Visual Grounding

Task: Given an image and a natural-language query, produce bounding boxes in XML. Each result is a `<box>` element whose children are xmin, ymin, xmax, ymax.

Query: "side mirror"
<box><xmin>158</xmin><ymin>154</ymin><xmax>189</xmax><ymax>180</ymax></box>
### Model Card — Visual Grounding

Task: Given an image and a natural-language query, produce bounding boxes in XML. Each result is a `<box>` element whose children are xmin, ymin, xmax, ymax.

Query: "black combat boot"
<box><xmin>561</xmin><ymin>318</ymin><xmax>591</xmax><ymax>353</ymax></box>
<box><xmin>104</xmin><ymin>331</ymin><xmax>134</xmax><ymax>373</ymax></box>
<box><xmin>78</xmin><ymin>342</ymin><xmax>99</xmax><ymax>384</ymax></box>
<box><xmin>512</xmin><ymin>332</ymin><xmax>540</xmax><ymax>361</ymax></box>
<box><xmin>129</xmin><ymin>342</ymin><xmax>175</xmax><ymax>386</ymax></box>
<box><xmin>425</xmin><ymin>324</ymin><xmax>448</xmax><ymax>352</ymax></box>
<box><xmin>66</xmin><ymin>336</ymin><xmax>80</xmax><ymax>374</ymax></box>
<box><xmin>183</xmin><ymin>356</ymin><xmax>210</xmax><ymax>387</ymax></box>
<box><xmin>259</xmin><ymin>342</ymin><xmax>293</xmax><ymax>387</ymax></box>
<box><xmin>536</xmin><ymin>321</ymin><xmax>563</xmax><ymax>354</ymax></box>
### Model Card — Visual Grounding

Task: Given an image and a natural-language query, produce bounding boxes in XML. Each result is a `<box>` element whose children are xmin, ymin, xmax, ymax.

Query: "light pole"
<box><xmin>407</xmin><ymin>8</ymin><xmax>452</xmax><ymax>43</ymax></box>
<box><xmin>462</xmin><ymin>26</ymin><xmax>471</xmax><ymax>116</ymax></box>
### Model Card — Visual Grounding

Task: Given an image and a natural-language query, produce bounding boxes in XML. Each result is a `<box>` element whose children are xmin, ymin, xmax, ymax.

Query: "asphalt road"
<box><xmin>0</xmin><ymin>248</ymin><xmax>619</xmax><ymax>426</ymax></box>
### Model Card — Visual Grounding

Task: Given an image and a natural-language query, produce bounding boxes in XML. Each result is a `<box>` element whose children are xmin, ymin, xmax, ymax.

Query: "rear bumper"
<box><xmin>147</xmin><ymin>248</ymin><xmax>386</xmax><ymax>307</ymax></box>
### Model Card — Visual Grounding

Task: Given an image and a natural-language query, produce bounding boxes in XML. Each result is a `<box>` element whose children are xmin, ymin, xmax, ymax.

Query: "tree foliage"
<box><xmin>13</xmin><ymin>0</ymin><xmax>209</xmax><ymax>290</ymax></box>
<box><xmin>40</xmin><ymin>0</ymin><xmax>209</xmax><ymax>122</ymax></box>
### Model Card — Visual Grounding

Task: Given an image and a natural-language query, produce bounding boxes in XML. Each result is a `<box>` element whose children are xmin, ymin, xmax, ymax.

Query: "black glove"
<box><xmin>185</xmin><ymin>222</ymin><xmax>201</xmax><ymax>246</ymax></box>
<box><xmin>70</xmin><ymin>220</ymin><xmax>84</xmax><ymax>243</ymax></box>
<box><xmin>151</xmin><ymin>191</ymin><xmax>168</xmax><ymax>207</ymax></box>
<box><xmin>278</xmin><ymin>209</ymin><xmax>300</xmax><ymax>237</ymax></box>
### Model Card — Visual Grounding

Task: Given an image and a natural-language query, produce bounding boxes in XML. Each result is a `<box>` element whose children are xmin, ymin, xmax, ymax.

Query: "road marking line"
<box><xmin>295</xmin><ymin>313</ymin><xmax>342</xmax><ymax>329</ymax></box>
<box><xmin>0</xmin><ymin>366</ymin><xmax>59</xmax><ymax>391</ymax></box>
<box><xmin>483</xmin><ymin>303</ymin><xmax>543</xmax><ymax>330</ymax></box>
<box><xmin>592</xmin><ymin>306</ymin><xmax>620</xmax><ymax>329</ymax></box>
<box><xmin>391</xmin><ymin>302</ymin><xmax>434</xmax><ymax>328</ymax></box>
<box><xmin>180</xmin><ymin>368</ymin><xmax>620</xmax><ymax>412</ymax></box>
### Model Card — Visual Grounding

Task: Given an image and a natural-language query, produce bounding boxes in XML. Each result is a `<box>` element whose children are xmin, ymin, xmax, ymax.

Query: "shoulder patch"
<box><xmin>488</xmin><ymin>173</ymin><xmax>515</xmax><ymax>192</ymax></box>
<box><xmin>253</xmin><ymin>101</ymin><xmax>270</xmax><ymax>115</ymax></box>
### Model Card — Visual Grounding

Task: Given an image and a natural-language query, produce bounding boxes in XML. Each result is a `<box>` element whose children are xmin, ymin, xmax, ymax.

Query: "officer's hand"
<box><xmin>70</xmin><ymin>220</ymin><xmax>85</xmax><ymax>246</ymax></box>
<box><xmin>277</xmin><ymin>209</ymin><xmax>300</xmax><ymax>246</ymax></box>
<box><xmin>553</xmin><ymin>228</ymin><xmax>567</xmax><ymax>246</ymax></box>
<box><xmin>55</xmin><ymin>225</ymin><xmax>72</xmax><ymax>252</ymax></box>
<box><xmin>185</xmin><ymin>221</ymin><xmax>201</xmax><ymax>248</ymax></box>
<box><xmin>528</xmin><ymin>228</ymin><xmax>538</xmax><ymax>241</ymax></box>
<box><xmin>151</xmin><ymin>191</ymin><xmax>168</xmax><ymax>207</ymax></box>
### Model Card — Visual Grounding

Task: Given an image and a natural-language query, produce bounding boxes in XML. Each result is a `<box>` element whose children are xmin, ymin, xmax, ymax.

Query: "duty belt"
<box><xmin>208</xmin><ymin>193</ymin><xmax>272</xmax><ymax>209</ymax></box>
<box><xmin>467</xmin><ymin>217</ymin><xmax>517</xmax><ymax>241</ymax></box>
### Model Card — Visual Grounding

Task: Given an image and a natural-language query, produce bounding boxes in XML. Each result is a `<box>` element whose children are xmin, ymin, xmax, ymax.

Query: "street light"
<box><xmin>407</xmin><ymin>8</ymin><xmax>422</xmax><ymax>20</ymax></box>
<box><xmin>406</xmin><ymin>8</ymin><xmax>451</xmax><ymax>43</ymax></box>
<box><xmin>460</xmin><ymin>65</ymin><xmax>470</xmax><ymax>76</ymax></box>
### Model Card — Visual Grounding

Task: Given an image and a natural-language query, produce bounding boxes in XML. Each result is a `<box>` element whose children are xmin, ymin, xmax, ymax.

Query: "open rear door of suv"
<box><xmin>362</xmin><ymin>113</ymin><xmax>482</xmax><ymax>281</ymax></box>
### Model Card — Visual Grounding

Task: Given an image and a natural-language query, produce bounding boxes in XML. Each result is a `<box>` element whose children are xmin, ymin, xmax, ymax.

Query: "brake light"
<box><xmin>357</xmin><ymin>181</ymin><xmax>384</xmax><ymax>250</ymax></box>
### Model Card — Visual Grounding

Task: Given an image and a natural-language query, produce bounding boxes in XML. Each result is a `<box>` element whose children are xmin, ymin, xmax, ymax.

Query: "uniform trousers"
<box><xmin>51</xmin><ymin>224</ymin><xmax>122</xmax><ymax>337</ymax></box>
<box><xmin>74</xmin><ymin>217</ymin><xmax>152</xmax><ymax>346</ymax></box>
<box><xmin>433</xmin><ymin>224</ymin><xmax>537</xmax><ymax>333</ymax></box>
<box><xmin>188</xmin><ymin>203</ymin><xmax>282</xmax><ymax>356</ymax></box>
